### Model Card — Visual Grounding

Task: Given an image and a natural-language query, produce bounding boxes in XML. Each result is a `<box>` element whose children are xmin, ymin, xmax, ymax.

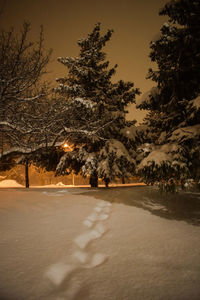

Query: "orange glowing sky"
<box><xmin>0</xmin><ymin>0</ymin><xmax>167</xmax><ymax>123</ymax></box>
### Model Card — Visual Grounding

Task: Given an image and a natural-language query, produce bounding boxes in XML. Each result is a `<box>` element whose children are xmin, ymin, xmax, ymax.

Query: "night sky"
<box><xmin>0</xmin><ymin>0</ymin><xmax>167</xmax><ymax>122</ymax></box>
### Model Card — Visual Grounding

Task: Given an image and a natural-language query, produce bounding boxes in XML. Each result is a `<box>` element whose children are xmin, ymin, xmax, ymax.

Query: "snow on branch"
<box><xmin>59</xmin><ymin>119</ymin><xmax>117</xmax><ymax>140</ymax></box>
<box><xmin>0</xmin><ymin>121</ymin><xmax>32</xmax><ymax>133</ymax></box>
<box><xmin>169</xmin><ymin>124</ymin><xmax>200</xmax><ymax>143</ymax></box>
<box><xmin>101</xmin><ymin>139</ymin><xmax>131</xmax><ymax>158</ymax></box>
<box><xmin>191</xmin><ymin>95</ymin><xmax>200</xmax><ymax>110</ymax></box>
<box><xmin>0</xmin><ymin>142</ymin><xmax>64</xmax><ymax>159</ymax></box>
<box><xmin>74</xmin><ymin>97</ymin><xmax>95</xmax><ymax>109</ymax></box>
<box><xmin>138</xmin><ymin>143</ymin><xmax>182</xmax><ymax>169</ymax></box>
<box><xmin>15</xmin><ymin>93</ymin><xmax>46</xmax><ymax>102</ymax></box>
<box><xmin>63</xmin><ymin>126</ymin><xmax>105</xmax><ymax>140</ymax></box>
<box><xmin>136</xmin><ymin>87</ymin><xmax>159</xmax><ymax>109</ymax></box>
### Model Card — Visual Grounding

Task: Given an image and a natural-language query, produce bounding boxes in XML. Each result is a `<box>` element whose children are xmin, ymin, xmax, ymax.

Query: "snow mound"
<box><xmin>0</xmin><ymin>179</ymin><xmax>23</xmax><ymax>188</ymax></box>
<box><xmin>56</xmin><ymin>182</ymin><xmax>66</xmax><ymax>186</ymax></box>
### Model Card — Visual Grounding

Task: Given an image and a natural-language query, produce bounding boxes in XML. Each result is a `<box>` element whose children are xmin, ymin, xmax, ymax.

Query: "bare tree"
<box><xmin>0</xmin><ymin>22</ymin><xmax>52</xmax><ymax>186</ymax></box>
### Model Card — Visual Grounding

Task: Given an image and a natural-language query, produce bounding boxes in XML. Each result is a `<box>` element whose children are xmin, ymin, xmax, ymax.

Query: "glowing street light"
<box><xmin>63</xmin><ymin>143</ymin><xmax>69</xmax><ymax>149</ymax></box>
<box><xmin>63</xmin><ymin>142</ymin><xmax>73</xmax><ymax>151</ymax></box>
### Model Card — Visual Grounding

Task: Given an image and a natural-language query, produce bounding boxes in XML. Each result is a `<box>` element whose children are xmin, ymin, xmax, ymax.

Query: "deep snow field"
<box><xmin>0</xmin><ymin>186</ymin><xmax>200</xmax><ymax>300</ymax></box>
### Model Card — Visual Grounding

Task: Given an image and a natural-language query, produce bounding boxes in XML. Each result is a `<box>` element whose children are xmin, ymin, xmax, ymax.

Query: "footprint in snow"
<box><xmin>83</xmin><ymin>201</ymin><xmax>111</xmax><ymax>228</ymax></box>
<box><xmin>57</xmin><ymin>279</ymin><xmax>82</xmax><ymax>300</ymax></box>
<box><xmin>97</xmin><ymin>200</ymin><xmax>112</xmax><ymax>207</ymax></box>
<box><xmin>74</xmin><ymin>223</ymin><xmax>107</xmax><ymax>249</ymax></box>
<box><xmin>45</xmin><ymin>262</ymin><xmax>77</xmax><ymax>285</ymax></box>
<box><xmin>42</xmin><ymin>191</ymin><xmax>63</xmax><ymax>197</ymax></box>
<box><xmin>45</xmin><ymin>250</ymin><xmax>107</xmax><ymax>286</ymax></box>
<box><xmin>73</xmin><ymin>250</ymin><xmax>107</xmax><ymax>268</ymax></box>
<box><xmin>83</xmin><ymin>219</ymin><xmax>93</xmax><ymax>228</ymax></box>
<box><xmin>45</xmin><ymin>200</ymin><xmax>111</xmax><ymax>297</ymax></box>
<box><xmin>85</xmin><ymin>211</ymin><xmax>109</xmax><ymax>224</ymax></box>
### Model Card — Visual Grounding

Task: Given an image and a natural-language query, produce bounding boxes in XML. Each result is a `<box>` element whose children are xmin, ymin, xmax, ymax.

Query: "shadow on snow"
<box><xmin>79</xmin><ymin>186</ymin><xmax>200</xmax><ymax>227</ymax></box>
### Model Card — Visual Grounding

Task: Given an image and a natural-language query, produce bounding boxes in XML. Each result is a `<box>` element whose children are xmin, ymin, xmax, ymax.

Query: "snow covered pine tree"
<box><xmin>137</xmin><ymin>0</ymin><xmax>200</xmax><ymax>189</ymax></box>
<box><xmin>55</xmin><ymin>23</ymin><xmax>140</xmax><ymax>187</ymax></box>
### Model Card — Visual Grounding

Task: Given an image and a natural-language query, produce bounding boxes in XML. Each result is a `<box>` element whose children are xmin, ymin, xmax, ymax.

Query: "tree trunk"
<box><xmin>104</xmin><ymin>178</ymin><xmax>110</xmax><ymax>188</ymax></box>
<box><xmin>1</xmin><ymin>132</ymin><xmax>3</xmax><ymax>156</ymax></box>
<box><xmin>89</xmin><ymin>173</ymin><xmax>98</xmax><ymax>188</ymax></box>
<box><xmin>122</xmin><ymin>176</ymin><xmax>125</xmax><ymax>184</ymax></box>
<box><xmin>25</xmin><ymin>160</ymin><xmax>29</xmax><ymax>188</ymax></box>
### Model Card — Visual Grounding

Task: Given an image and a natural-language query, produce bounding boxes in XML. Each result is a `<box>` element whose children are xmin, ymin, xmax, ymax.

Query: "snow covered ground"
<box><xmin>0</xmin><ymin>187</ymin><xmax>200</xmax><ymax>300</ymax></box>
<box><xmin>0</xmin><ymin>179</ymin><xmax>146</xmax><ymax>188</ymax></box>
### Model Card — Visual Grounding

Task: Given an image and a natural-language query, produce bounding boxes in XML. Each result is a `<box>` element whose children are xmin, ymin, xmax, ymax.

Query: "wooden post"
<box><xmin>40</xmin><ymin>168</ymin><xmax>44</xmax><ymax>186</ymax></box>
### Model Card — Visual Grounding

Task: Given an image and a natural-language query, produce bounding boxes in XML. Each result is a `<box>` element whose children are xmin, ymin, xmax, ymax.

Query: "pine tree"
<box><xmin>55</xmin><ymin>23</ymin><xmax>140</xmax><ymax>187</ymax></box>
<box><xmin>137</xmin><ymin>0</ymin><xmax>200</xmax><ymax>187</ymax></box>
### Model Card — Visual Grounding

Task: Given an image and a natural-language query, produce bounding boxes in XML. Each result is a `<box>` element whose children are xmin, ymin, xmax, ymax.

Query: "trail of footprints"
<box><xmin>45</xmin><ymin>199</ymin><xmax>112</xmax><ymax>299</ymax></box>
